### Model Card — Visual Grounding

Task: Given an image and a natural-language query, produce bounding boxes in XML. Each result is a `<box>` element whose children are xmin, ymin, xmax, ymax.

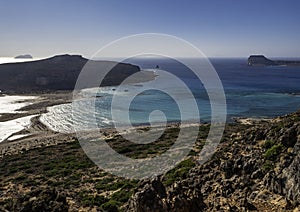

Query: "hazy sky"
<box><xmin>1</xmin><ymin>0</ymin><xmax>300</xmax><ymax>58</ymax></box>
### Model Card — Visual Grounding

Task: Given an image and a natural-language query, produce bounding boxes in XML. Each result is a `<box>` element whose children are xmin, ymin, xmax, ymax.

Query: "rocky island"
<box><xmin>248</xmin><ymin>55</ymin><xmax>300</xmax><ymax>66</ymax></box>
<box><xmin>14</xmin><ymin>54</ymin><xmax>33</xmax><ymax>59</ymax></box>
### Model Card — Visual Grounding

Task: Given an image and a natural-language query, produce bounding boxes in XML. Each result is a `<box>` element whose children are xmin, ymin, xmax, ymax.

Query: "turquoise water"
<box><xmin>41</xmin><ymin>58</ymin><xmax>300</xmax><ymax>132</ymax></box>
<box><xmin>114</xmin><ymin>57</ymin><xmax>300</xmax><ymax>121</ymax></box>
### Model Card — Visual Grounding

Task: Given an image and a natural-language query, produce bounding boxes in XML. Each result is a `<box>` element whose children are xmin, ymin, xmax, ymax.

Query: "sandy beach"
<box><xmin>0</xmin><ymin>91</ymin><xmax>186</xmax><ymax>157</ymax></box>
<box><xmin>0</xmin><ymin>92</ymin><xmax>73</xmax><ymax>156</ymax></box>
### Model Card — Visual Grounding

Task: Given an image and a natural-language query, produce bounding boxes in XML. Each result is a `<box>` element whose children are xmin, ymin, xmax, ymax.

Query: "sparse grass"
<box><xmin>80</xmin><ymin>193</ymin><xmax>107</xmax><ymax>207</ymax></box>
<box><xmin>101</xmin><ymin>200</ymin><xmax>120</xmax><ymax>212</ymax></box>
<box><xmin>107</xmin><ymin>127</ymin><xmax>179</xmax><ymax>159</ymax></box>
<box><xmin>163</xmin><ymin>158</ymin><xmax>195</xmax><ymax>186</ymax></box>
<box><xmin>111</xmin><ymin>188</ymin><xmax>134</xmax><ymax>204</ymax></box>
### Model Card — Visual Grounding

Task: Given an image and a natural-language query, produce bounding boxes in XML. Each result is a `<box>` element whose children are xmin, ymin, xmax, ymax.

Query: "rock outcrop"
<box><xmin>126</xmin><ymin>177</ymin><xmax>206</xmax><ymax>212</ymax></box>
<box><xmin>127</xmin><ymin>110</ymin><xmax>300</xmax><ymax>211</ymax></box>
<box><xmin>2</xmin><ymin>186</ymin><xmax>68</xmax><ymax>211</ymax></box>
<box><xmin>248</xmin><ymin>55</ymin><xmax>300</xmax><ymax>66</ymax></box>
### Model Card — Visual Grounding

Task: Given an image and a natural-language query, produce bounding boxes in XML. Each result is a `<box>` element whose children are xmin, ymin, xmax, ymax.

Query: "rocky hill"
<box><xmin>126</xmin><ymin>111</ymin><xmax>300</xmax><ymax>211</ymax></box>
<box><xmin>0</xmin><ymin>54</ymin><xmax>151</xmax><ymax>93</ymax></box>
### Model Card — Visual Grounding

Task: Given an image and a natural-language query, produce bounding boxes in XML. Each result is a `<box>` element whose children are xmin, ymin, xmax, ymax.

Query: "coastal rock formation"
<box><xmin>14</xmin><ymin>54</ymin><xmax>33</xmax><ymax>59</ymax></box>
<box><xmin>0</xmin><ymin>54</ymin><xmax>153</xmax><ymax>93</ymax></box>
<box><xmin>248</xmin><ymin>55</ymin><xmax>275</xmax><ymax>66</ymax></box>
<box><xmin>248</xmin><ymin>55</ymin><xmax>300</xmax><ymax>66</ymax></box>
<box><xmin>7</xmin><ymin>187</ymin><xmax>68</xmax><ymax>211</ymax></box>
<box><xmin>127</xmin><ymin>111</ymin><xmax>300</xmax><ymax>211</ymax></box>
<box><xmin>127</xmin><ymin>177</ymin><xmax>206</xmax><ymax>212</ymax></box>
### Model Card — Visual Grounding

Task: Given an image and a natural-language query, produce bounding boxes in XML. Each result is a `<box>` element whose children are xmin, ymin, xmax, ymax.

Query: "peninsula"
<box><xmin>0</xmin><ymin>54</ymin><xmax>155</xmax><ymax>94</ymax></box>
<box><xmin>248</xmin><ymin>55</ymin><xmax>300</xmax><ymax>66</ymax></box>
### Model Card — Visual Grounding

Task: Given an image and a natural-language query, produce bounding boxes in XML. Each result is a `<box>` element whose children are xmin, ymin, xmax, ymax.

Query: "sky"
<box><xmin>0</xmin><ymin>0</ymin><xmax>300</xmax><ymax>58</ymax></box>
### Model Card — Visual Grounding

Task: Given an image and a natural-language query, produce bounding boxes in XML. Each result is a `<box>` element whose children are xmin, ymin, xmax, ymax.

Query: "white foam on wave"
<box><xmin>0</xmin><ymin>115</ymin><xmax>36</xmax><ymax>142</ymax></box>
<box><xmin>40</xmin><ymin>89</ymin><xmax>116</xmax><ymax>133</ymax></box>
<box><xmin>40</xmin><ymin>103</ymin><xmax>74</xmax><ymax>133</ymax></box>
<box><xmin>0</xmin><ymin>95</ymin><xmax>37</xmax><ymax>115</ymax></box>
<box><xmin>39</xmin><ymin>75</ymin><xmax>159</xmax><ymax>134</ymax></box>
<box><xmin>7</xmin><ymin>134</ymin><xmax>31</xmax><ymax>141</ymax></box>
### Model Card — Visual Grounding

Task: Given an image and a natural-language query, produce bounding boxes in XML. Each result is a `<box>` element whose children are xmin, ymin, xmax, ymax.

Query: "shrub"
<box><xmin>101</xmin><ymin>200</ymin><xmax>119</xmax><ymax>212</ymax></box>
<box><xmin>264</xmin><ymin>143</ymin><xmax>283</xmax><ymax>161</ymax></box>
<box><xmin>163</xmin><ymin>158</ymin><xmax>195</xmax><ymax>186</ymax></box>
<box><xmin>262</xmin><ymin>161</ymin><xmax>274</xmax><ymax>172</ymax></box>
<box><xmin>262</xmin><ymin>140</ymin><xmax>275</xmax><ymax>149</ymax></box>
<box><xmin>81</xmin><ymin>194</ymin><xmax>107</xmax><ymax>207</ymax></box>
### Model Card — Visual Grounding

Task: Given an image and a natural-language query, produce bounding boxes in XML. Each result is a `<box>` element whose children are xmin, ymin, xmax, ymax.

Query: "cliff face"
<box><xmin>248</xmin><ymin>55</ymin><xmax>300</xmax><ymax>66</ymax></box>
<box><xmin>0</xmin><ymin>55</ymin><xmax>141</xmax><ymax>93</ymax></box>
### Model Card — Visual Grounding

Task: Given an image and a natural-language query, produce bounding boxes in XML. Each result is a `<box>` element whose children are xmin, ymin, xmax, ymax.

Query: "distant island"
<box><xmin>0</xmin><ymin>54</ymin><xmax>155</xmax><ymax>93</ymax></box>
<box><xmin>248</xmin><ymin>55</ymin><xmax>300</xmax><ymax>66</ymax></box>
<box><xmin>14</xmin><ymin>54</ymin><xmax>33</xmax><ymax>59</ymax></box>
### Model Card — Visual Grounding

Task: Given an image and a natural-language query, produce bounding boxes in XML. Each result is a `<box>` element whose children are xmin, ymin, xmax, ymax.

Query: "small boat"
<box><xmin>155</xmin><ymin>65</ymin><xmax>159</xmax><ymax>69</ymax></box>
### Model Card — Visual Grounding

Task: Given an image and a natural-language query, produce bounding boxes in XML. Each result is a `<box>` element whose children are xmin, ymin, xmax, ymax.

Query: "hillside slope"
<box><xmin>127</xmin><ymin>112</ymin><xmax>300</xmax><ymax>211</ymax></box>
<box><xmin>0</xmin><ymin>55</ymin><xmax>149</xmax><ymax>93</ymax></box>
<box><xmin>0</xmin><ymin>110</ymin><xmax>299</xmax><ymax>211</ymax></box>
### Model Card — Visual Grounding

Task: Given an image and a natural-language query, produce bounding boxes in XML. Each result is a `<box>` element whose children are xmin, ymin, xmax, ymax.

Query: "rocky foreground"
<box><xmin>0</xmin><ymin>110</ymin><xmax>299</xmax><ymax>211</ymax></box>
<box><xmin>127</xmin><ymin>111</ymin><xmax>300</xmax><ymax>212</ymax></box>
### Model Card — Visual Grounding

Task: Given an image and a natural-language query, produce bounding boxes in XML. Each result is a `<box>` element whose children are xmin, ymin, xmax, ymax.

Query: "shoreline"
<box><xmin>0</xmin><ymin>91</ymin><xmax>73</xmax><ymax>122</ymax></box>
<box><xmin>0</xmin><ymin>71</ymin><xmax>158</xmax><ymax>153</ymax></box>
<box><xmin>0</xmin><ymin>112</ymin><xmax>205</xmax><ymax>158</ymax></box>
<box><xmin>0</xmin><ymin>88</ymin><xmax>299</xmax><ymax>158</ymax></box>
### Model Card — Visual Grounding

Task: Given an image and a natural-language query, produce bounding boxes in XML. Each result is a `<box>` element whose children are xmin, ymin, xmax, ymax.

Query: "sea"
<box><xmin>0</xmin><ymin>57</ymin><xmax>38</xmax><ymax>65</ymax></box>
<box><xmin>38</xmin><ymin>57</ymin><xmax>300</xmax><ymax>133</ymax></box>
